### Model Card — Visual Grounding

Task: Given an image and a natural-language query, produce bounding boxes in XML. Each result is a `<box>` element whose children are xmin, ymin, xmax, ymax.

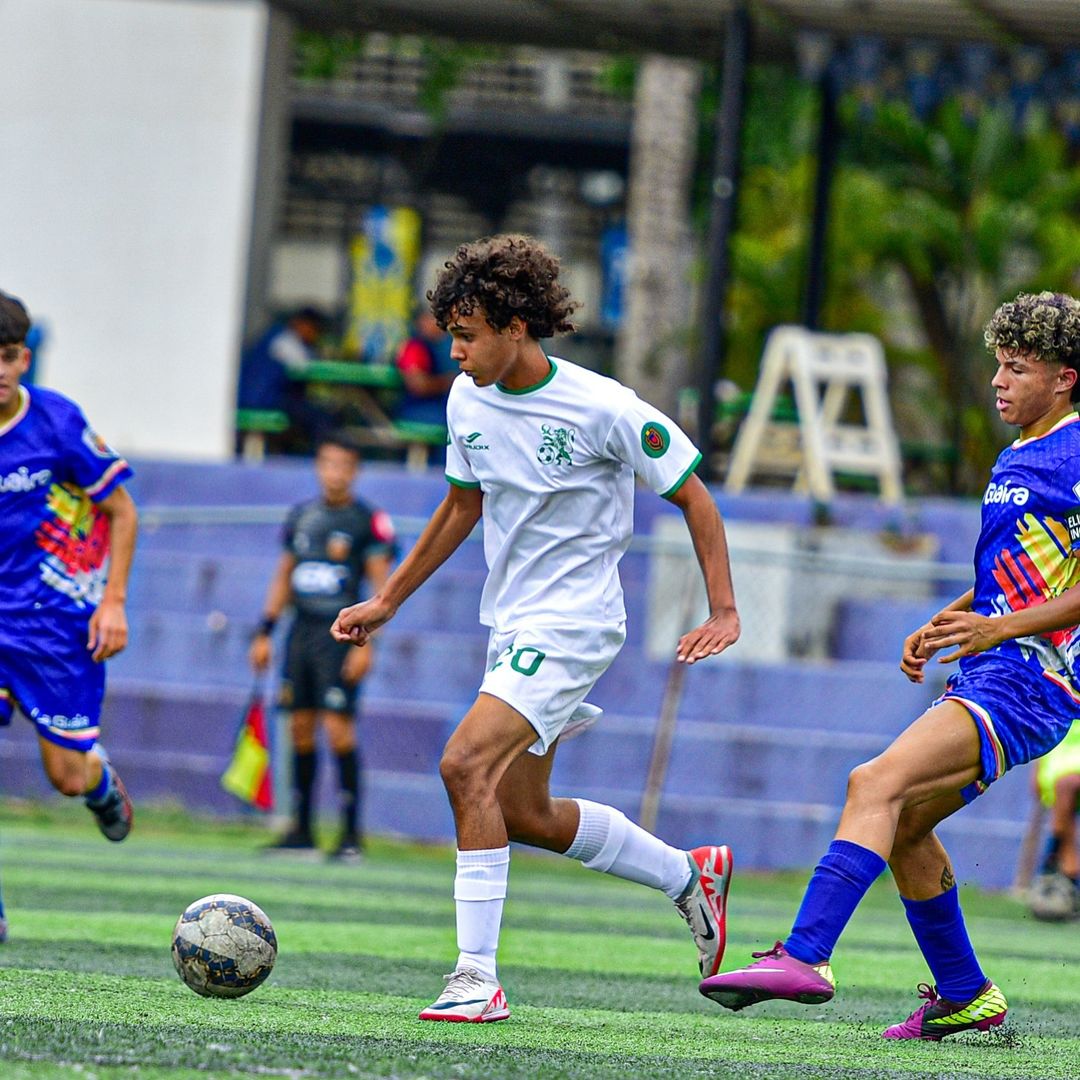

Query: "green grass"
<box><xmin>0</xmin><ymin>800</ymin><xmax>1074</xmax><ymax>1079</ymax></box>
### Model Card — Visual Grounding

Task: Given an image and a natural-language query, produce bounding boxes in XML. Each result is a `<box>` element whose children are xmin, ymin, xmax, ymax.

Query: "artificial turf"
<box><xmin>0</xmin><ymin>800</ymin><xmax>1074</xmax><ymax>1079</ymax></box>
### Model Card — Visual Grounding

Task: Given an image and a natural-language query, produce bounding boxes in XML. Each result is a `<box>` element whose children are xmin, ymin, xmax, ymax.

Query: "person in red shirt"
<box><xmin>394</xmin><ymin>311</ymin><xmax>457</xmax><ymax>428</ymax></box>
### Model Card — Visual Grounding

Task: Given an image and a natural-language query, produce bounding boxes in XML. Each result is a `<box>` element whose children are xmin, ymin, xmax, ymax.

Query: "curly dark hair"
<box><xmin>427</xmin><ymin>234</ymin><xmax>578</xmax><ymax>339</ymax></box>
<box><xmin>985</xmin><ymin>291</ymin><xmax>1080</xmax><ymax>401</ymax></box>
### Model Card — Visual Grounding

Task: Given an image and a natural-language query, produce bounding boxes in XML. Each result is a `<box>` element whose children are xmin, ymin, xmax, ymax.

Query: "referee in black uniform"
<box><xmin>250</xmin><ymin>433</ymin><xmax>396</xmax><ymax>860</ymax></box>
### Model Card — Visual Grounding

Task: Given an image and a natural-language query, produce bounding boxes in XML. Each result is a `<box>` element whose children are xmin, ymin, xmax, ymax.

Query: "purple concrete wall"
<box><xmin>3</xmin><ymin>458</ymin><xmax>1030</xmax><ymax>890</ymax></box>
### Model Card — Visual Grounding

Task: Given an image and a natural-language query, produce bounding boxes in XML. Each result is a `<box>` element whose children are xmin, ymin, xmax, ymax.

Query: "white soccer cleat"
<box><xmin>674</xmin><ymin>844</ymin><xmax>733</xmax><ymax>978</ymax></box>
<box><xmin>418</xmin><ymin>967</ymin><xmax>510</xmax><ymax>1023</ymax></box>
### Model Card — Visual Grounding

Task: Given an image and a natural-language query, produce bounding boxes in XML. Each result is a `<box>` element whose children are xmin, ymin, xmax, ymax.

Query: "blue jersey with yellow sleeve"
<box><xmin>969</xmin><ymin>412</ymin><xmax>1080</xmax><ymax>701</ymax></box>
<box><xmin>0</xmin><ymin>385</ymin><xmax>132</xmax><ymax>622</ymax></box>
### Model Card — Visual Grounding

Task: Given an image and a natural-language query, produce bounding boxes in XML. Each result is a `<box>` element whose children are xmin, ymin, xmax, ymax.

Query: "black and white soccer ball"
<box><xmin>1028</xmin><ymin>872</ymin><xmax>1079</xmax><ymax>922</ymax></box>
<box><xmin>171</xmin><ymin>893</ymin><xmax>277</xmax><ymax>998</ymax></box>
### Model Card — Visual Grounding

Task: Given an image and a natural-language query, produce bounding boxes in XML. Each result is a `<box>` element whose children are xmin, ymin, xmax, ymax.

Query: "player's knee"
<box><xmin>845</xmin><ymin>759</ymin><xmax>896</xmax><ymax>808</ymax></box>
<box><xmin>438</xmin><ymin>745</ymin><xmax>482</xmax><ymax>797</ymax></box>
<box><xmin>49</xmin><ymin>769</ymin><xmax>87</xmax><ymax>798</ymax></box>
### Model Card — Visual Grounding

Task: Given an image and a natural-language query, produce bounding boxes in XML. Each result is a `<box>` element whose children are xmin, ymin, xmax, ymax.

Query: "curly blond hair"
<box><xmin>985</xmin><ymin>291</ymin><xmax>1080</xmax><ymax>401</ymax></box>
<box><xmin>428</xmin><ymin>234</ymin><xmax>578</xmax><ymax>340</ymax></box>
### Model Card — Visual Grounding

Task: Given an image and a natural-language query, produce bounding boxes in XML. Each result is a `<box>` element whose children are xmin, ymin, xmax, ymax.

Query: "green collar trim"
<box><xmin>497</xmin><ymin>357</ymin><xmax>557</xmax><ymax>396</ymax></box>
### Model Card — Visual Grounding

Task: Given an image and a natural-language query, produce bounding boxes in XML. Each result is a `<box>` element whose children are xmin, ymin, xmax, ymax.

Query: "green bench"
<box><xmin>392</xmin><ymin>420</ymin><xmax>447</xmax><ymax>470</ymax></box>
<box><xmin>236</xmin><ymin>408</ymin><xmax>289</xmax><ymax>462</ymax></box>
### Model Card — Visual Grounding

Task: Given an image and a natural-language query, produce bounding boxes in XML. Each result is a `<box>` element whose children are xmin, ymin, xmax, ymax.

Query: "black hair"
<box><xmin>292</xmin><ymin>306</ymin><xmax>327</xmax><ymax>329</ymax></box>
<box><xmin>428</xmin><ymin>234</ymin><xmax>578</xmax><ymax>339</ymax></box>
<box><xmin>0</xmin><ymin>292</ymin><xmax>31</xmax><ymax>347</ymax></box>
<box><xmin>317</xmin><ymin>431</ymin><xmax>363</xmax><ymax>459</ymax></box>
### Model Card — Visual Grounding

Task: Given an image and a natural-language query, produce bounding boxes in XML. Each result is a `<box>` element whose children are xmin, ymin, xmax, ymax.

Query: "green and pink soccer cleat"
<box><xmin>881</xmin><ymin>980</ymin><xmax>1007</xmax><ymax>1040</ymax></box>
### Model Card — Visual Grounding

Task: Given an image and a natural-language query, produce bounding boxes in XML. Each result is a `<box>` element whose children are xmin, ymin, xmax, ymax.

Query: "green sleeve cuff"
<box><xmin>446</xmin><ymin>474</ymin><xmax>481</xmax><ymax>489</ymax></box>
<box><xmin>660</xmin><ymin>453</ymin><xmax>702</xmax><ymax>498</ymax></box>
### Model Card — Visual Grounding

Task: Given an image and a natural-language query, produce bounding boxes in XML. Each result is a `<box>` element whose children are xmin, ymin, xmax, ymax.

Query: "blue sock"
<box><xmin>901</xmin><ymin>887</ymin><xmax>986</xmax><ymax>1003</ymax></box>
<box><xmin>785</xmin><ymin>840</ymin><xmax>886</xmax><ymax>964</ymax></box>
<box><xmin>85</xmin><ymin>760</ymin><xmax>113</xmax><ymax>805</ymax></box>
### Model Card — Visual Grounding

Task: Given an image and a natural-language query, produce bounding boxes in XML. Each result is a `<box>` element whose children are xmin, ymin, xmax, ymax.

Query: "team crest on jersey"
<box><xmin>536</xmin><ymin>424</ymin><xmax>575</xmax><ymax>466</ymax></box>
<box><xmin>326</xmin><ymin>531</ymin><xmax>352</xmax><ymax>562</ymax></box>
<box><xmin>641</xmin><ymin>422</ymin><xmax>670</xmax><ymax>458</ymax></box>
<box><xmin>81</xmin><ymin>425</ymin><xmax>116</xmax><ymax>459</ymax></box>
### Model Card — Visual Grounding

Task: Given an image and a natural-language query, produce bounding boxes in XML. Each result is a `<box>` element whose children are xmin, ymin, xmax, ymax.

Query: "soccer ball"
<box><xmin>171</xmin><ymin>893</ymin><xmax>277</xmax><ymax>998</ymax></box>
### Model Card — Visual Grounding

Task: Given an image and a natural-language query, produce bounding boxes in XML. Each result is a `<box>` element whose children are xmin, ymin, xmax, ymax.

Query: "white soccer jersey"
<box><xmin>445</xmin><ymin>356</ymin><xmax>701</xmax><ymax>632</ymax></box>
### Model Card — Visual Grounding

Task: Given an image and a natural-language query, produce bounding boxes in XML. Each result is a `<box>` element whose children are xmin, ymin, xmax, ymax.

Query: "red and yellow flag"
<box><xmin>221</xmin><ymin>694</ymin><xmax>273</xmax><ymax>811</ymax></box>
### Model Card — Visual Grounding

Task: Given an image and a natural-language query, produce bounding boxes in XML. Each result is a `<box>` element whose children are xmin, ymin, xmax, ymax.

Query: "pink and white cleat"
<box><xmin>674</xmin><ymin>845</ymin><xmax>733</xmax><ymax>978</ymax></box>
<box><xmin>419</xmin><ymin>968</ymin><xmax>510</xmax><ymax>1023</ymax></box>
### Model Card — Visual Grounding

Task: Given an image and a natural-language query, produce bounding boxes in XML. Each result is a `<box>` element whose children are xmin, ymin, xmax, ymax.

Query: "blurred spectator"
<box><xmin>393</xmin><ymin>310</ymin><xmax>457</xmax><ymax>427</ymax></box>
<box><xmin>238</xmin><ymin>307</ymin><xmax>334</xmax><ymax>450</ymax></box>
<box><xmin>1028</xmin><ymin>719</ymin><xmax>1080</xmax><ymax>921</ymax></box>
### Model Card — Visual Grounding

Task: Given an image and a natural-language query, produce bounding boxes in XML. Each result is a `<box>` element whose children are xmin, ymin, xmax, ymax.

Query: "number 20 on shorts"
<box><xmin>492</xmin><ymin>645</ymin><xmax>547</xmax><ymax>677</ymax></box>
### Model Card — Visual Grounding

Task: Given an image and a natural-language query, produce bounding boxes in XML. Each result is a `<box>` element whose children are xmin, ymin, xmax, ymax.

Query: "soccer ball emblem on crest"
<box><xmin>171</xmin><ymin>894</ymin><xmax>277</xmax><ymax>998</ymax></box>
<box><xmin>536</xmin><ymin>424</ymin><xmax>575</xmax><ymax>466</ymax></box>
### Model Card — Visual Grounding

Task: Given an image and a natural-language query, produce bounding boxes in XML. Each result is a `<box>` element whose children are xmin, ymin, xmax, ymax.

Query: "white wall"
<box><xmin>0</xmin><ymin>0</ymin><xmax>269</xmax><ymax>460</ymax></box>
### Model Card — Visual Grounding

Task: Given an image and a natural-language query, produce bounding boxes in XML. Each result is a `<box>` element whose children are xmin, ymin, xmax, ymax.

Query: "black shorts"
<box><xmin>279</xmin><ymin>616</ymin><xmax>359</xmax><ymax>715</ymax></box>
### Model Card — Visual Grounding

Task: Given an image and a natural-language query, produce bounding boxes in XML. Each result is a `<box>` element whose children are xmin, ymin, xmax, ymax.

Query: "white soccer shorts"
<box><xmin>479</xmin><ymin>623</ymin><xmax>626</xmax><ymax>756</ymax></box>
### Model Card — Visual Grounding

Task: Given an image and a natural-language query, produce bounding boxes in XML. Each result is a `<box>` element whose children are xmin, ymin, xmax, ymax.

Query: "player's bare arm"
<box><xmin>332</xmin><ymin>484</ymin><xmax>483</xmax><ymax>645</ymax></box>
<box><xmin>249</xmin><ymin>551</ymin><xmax>296</xmax><ymax>672</ymax></box>
<box><xmin>664</xmin><ymin>473</ymin><xmax>740</xmax><ymax>664</ymax></box>
<box><xmin>924</xmin><ymin>579</ymin><xmax>1080</xmax><ymax>665</ymax></box>
<box><xmin>900</xmin><ymin>588</ymin><xmax>974</xmax><ymax>682</ymax></box>
<box><xmin>88</xmin><ymin>485</ymin><xmax>138</xmax><ymax>662</ymax></box>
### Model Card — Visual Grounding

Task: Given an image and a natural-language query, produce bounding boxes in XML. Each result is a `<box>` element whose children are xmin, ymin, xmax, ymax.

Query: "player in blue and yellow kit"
<box><xmin>702</xmin><ymin>291</ymin><xmax>1080</xmax><ymax>1040</ymax></box>
<box><xmin>0</xmin><ymin>292</ymin><xmax>137</xmax><ymax>936</ymax></box>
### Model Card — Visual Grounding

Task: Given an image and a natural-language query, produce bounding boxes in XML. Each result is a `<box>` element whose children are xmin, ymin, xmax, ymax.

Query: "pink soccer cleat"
<box><xmin>699</xmin><ymin>941</ymin><xmax>836</xmax><ymax>1011</ymax></box>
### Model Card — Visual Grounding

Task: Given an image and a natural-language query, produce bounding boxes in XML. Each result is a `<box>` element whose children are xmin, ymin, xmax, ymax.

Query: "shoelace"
<box><xmin>750</xmin><ymin>941</ymin><xmax>787</xmax><ymax>961</ymax></box>
<box><xmin>913</xmin><ymin>982</ymin><xmax>939</xmax><ymax>1011</ymax></box>
<box><xmin>439</xmin><ymin>968</ymin><xmax>486</xmax><ymax>998</ymax></box>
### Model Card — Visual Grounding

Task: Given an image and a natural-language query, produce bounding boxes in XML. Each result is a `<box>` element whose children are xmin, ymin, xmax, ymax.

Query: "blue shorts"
<box><xmin>935</xmin><ymin>654</ymin><xmax>1079</xmax><ymax>803</ymax></box>
<box><xmin>0</xmin><ymin>619</ymin><xmax>104</xmax><ymax>751</ymax></box>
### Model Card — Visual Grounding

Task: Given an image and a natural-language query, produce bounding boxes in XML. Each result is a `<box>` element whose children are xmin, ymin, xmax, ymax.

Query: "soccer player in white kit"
<box><xmin>333</xmin><ymin>235</ymin><xmax>741</xmax><ymax>1022</ymax></box>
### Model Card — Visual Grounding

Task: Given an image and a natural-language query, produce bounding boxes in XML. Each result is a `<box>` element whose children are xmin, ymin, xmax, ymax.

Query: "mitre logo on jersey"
<box><xmin>462</xmin><ymin>431</ymin><xmax>490</xmax><ymax>451</ymax></box>
<box><xmin>536</xmin><ymin>424</ymin><xmax>575</xmax><ymax>466</ymax></box>
<box><xmin>983</xmin><ymin>481</ymin><xmax>1029</xmax><ymax>506</ymax></box>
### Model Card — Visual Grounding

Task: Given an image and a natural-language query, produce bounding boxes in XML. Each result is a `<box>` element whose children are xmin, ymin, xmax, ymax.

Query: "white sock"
<box><xmin>564</xmin><ymin>799</ymin><xmax>692</xmax><ymax>900</ymax></box>
<box><xmin>453</xmin><ymin>846</ymin><xmax>510</xmax><ymax>982</ymax></box>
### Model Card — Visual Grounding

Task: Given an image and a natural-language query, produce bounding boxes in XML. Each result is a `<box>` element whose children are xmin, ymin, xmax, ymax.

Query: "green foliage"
<box><xmin>834</xmin><ymin>96</ymin><xmax>1080</xmax><ymax>486</ymax></box>
<box><xmin>714</xmin><ymin>66</ymin><xmax>1080</xmax><ymax>490</ymax></box>
<box><xmin>417</xmin><ymin>39</ymin><xmax>504</xmax><ymax>122</ymax></box>
<box><xmin>294</xmin><ymin>30</ymin><xmax>366</xmax><ymax>82</ymax></box>
<box><xmin>599</xmin><ymin>55</ymin><xmax>638</xmax><ymax>100</ymax></box>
